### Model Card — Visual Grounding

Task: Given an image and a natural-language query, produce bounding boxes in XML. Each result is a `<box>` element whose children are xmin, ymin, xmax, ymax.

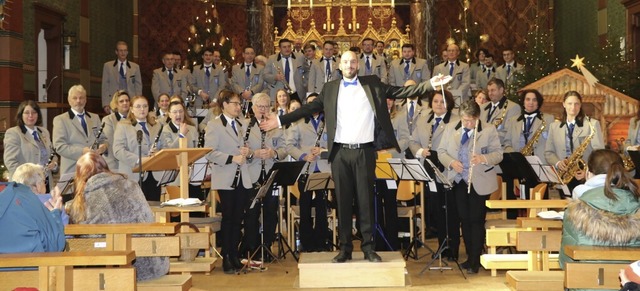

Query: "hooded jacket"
<box><xmin>560</xmin><ymin>186</ymin><xmax>640</xmax><ymax>271</ymax></box>
<box><xmin>0</xmin><ymin>182</ymin><xmax>65</xmax><ymax>253</ymax></box>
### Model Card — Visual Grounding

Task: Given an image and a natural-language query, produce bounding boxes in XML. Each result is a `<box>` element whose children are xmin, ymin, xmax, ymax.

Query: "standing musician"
<box><xmin>261</xmin><ymin>51</ymin><xmax>450</xmax><ymax>263</ymax></box>
<box><xmin>264</xmin><ymin>38</ymin><xmax>307</xmax><ymax>103</ymax></box>
<box><xmin>204</xmin><ymin>90</ymin><xmax>253</xmax><ymax>274</ymax></box>
<box><xmin>273</xmin><ymin>89</ymin><xmax>291</xmax><ymax>117</ymax></box>
<box><xmin>4</xmin><ymin>100</ymin><xmax>59</xmax><ymax>190</ymax></box>
<box><xmin>191</xmin><ymin>47</ymin><xmax>228</xmax><ymax>111</ymax></box>
<box><xmin>112</xmin><ymin>96</ymin><xmax>163</xmax><ymax>201</ymax></box>
<box><xmin>544</xmin><ymin>91</ymin><xmax>605</xmax><ymax>194</ymax></box>
<box><xmin>503</xmin><ymin>89</ymin><xmax>554</xmax><ymax>207</ymax></box>
<box><xmin>153</xmin><ymin>93</ymin><xmax>171</xmax><ymax>125</ymax></box>
<box><xmin>409</xmin><ymin>89</ymin><xmax>459</xmax><ymax>260</ymax></box>
<box><xmin>374</xmin><ymin>97</ymin><xmax>410</xmax><ymax>251</ymax></box>
<box><xmin>479</xmin><ymin>78</ymin><xmax>521</xmax><ymax>145</ymax></box>
<box><xmin>307</xmin><ymin>41</ymin><xmax>341</xmax><ymax>95</ymax></box>
<box><xmin>285</xmin><ymin>93</ymin><xmax>330</xmax><ymax>252</ymax></box>
<box><xmin>242</xmin><ymin>93</ymin><xmax>287</xmax><ymax>259</ymax></box>
<box><xmin>102</xmin><ymin>90</ymin><xmax>130</xmax><ymax>170</ymax></box>
<box><xmin>230</xmin><ymin>46</ymin><xmax>265</xmax><ymax>118</ymax></box>
<box><xmin>53</xmin><ymin>85</ymin><xmax>107</xmax><ymax>175</ymax></box>
<box><xmin>437</xmin><ymin>100</ymin><xmax>503</xmax><ymax>274</ymax></box>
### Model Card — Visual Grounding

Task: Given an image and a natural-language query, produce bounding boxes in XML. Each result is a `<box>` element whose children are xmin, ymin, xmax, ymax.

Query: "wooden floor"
<box><xmin>190</xmin><ymin>238</ymin><xmax>511</xmax><ymax>290</ymax></box>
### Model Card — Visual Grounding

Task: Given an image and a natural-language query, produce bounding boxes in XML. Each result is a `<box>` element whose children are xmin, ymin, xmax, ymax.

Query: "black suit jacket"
<box><xmin>280</xmin><ymin>75</ymin><xmax>434</xmax><ymax>162</ymax></box>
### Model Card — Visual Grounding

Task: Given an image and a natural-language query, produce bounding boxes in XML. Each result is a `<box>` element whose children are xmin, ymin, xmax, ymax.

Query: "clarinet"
<box><xmin>91</xmin><ymin>122</ymin><xmax>106</xmax><ymax>150</ymax></box>
<box><xmin>302</xmin><ymin>119</ymin><xmax>325</xmax><ymax>177</ymax></box>
<box><xmin>150</xmin><ymin>124</ymin><xmax>164</xmax><ymax>154</ymax></box>
<box><xmin>258</xmin><ymin>124</ymin><xmax>267</xmax><ymax>184</ymax></box>
<box><xmin>231</xmin><ymin>118</ymin><xmax>256</xmax><ymax>188</ymax></box>
<box><xmin>197</xmin><ymin>129</ymin><xmax>205</xmax><ymax>147</ymax></box>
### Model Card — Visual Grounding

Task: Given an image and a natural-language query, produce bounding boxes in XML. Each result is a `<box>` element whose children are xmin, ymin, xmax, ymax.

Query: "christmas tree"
<box><xmin>591</xmin><ymin>36</ymin><xmax>640</xmax><ymax>98</ymax></box>
<box><xmin>186</xmin><ymin>2</ymin><xmax>235</xmax><ymax>71</ymax></box>
<box><xmin>512</xmin><ymin>24</ymin><xmax>560</xmax><ymax>101</ymax></box>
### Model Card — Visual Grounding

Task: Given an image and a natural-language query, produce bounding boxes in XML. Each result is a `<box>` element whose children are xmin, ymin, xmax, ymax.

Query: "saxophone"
<box><xmin>616</xmin><ymin>137</ymin><xmax>635</xmax><ymax>171</ymax></box>
<box><xmin>520</xmin><ymin>116</ymin><xmax>546</xmax><ymax>156</ymax></box>
<box><xmin>559</xmin><ymin>117</ymin><xmax>595</xmax><ymax>184</ymax></box>
<box><xmin>492</xmin><ymin>104</ymin><xmax>508</xmax><ymax>127</ymax></box>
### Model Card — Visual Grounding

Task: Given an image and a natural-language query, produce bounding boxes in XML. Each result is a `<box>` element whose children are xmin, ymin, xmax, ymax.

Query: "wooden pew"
<box><xmin>65</xmin><ymin>223</ymin><xmax>193</xmax><ymax>291</ymax></box>
<box><xmin>505</xmin><ymin>230</ymin><xmax>564</xmax><ymax>290</ymax></box>
<box><xmin>0</xmin><ymin>251</ymin><xmax>136</xmax><ymax>291</ymax></box>
<box><xmin>564</xmin><ymin>245</ymin><xmax>640</xmax><ymax>289</ymax></box>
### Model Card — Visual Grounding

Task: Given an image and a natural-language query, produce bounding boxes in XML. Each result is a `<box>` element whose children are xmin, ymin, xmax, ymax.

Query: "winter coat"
<box><xmin>76</xmin><ymin>172</ymin><xmax>169</xmax><ymax>281</ymax></box>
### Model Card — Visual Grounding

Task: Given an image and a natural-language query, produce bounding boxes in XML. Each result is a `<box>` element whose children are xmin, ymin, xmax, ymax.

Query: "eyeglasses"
<box><xmin>227</xmin><ymin>101</ymin><xmax>241</xmax><ymax>106</ymax></box>
<box><xmin>133</xmin><ymin>104</ymin><xmax>149</xmax><ymax>109</ymax></box>
<box><xmin>255</xmin><ymin>105</ymin><xmax>270</xmax><ymax>110</ymax></box>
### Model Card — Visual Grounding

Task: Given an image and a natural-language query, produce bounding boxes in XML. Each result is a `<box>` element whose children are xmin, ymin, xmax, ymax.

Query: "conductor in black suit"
<box><xmin>261</xmin><ymin>51</ymin><xmax>451</xmax><ymax>263</ymax></box>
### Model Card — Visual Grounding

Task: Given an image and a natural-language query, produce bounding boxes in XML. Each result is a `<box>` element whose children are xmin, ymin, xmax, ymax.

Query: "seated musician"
<box><xmin>66</xmin><ymin>152</ymin><xmax>169</xmax><ymax>281</ymax></box>
<box><xmin>559</xmin><ymin>149</ymin><xmax>640</xmax><ymax>270</ymax></box>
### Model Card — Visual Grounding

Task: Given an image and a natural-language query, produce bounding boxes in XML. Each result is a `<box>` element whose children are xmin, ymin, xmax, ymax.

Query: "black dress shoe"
<box><xmin>467</xmin><ymin>267</ymin><xmax>479</xmax><ymax>274</ymax></box>
<box><xmin>460</xmin><ymin>260</ymin><xmax>470</xmax><ymax>269</ymax></box>
<box><xmin>231</xmin><ymin>256</ymin><xmax>243</xmax><ymax>270</ymax></box>
<box><xmin>447</xmin><ymin>256</ymin><xmax>458</xmax><ymax>262</ymax></box>
<box><xmin>363</xmin><ymin>251</ymin><xmax>382</xmax><ymax>262</ymax></box>
<box><xmin>222</xmin><ymin>258</ymin><xmax>236</xmax><ymax>274</ymax></box>
<box><xmin>332</xmin><ymin>251</ymin><xmax>352</xmax><ymax>263</ymax></box>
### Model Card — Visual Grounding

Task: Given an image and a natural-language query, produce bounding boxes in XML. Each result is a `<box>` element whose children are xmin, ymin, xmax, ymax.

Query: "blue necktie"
<box><xmin>311</xmin><ymin>118</ymin><xmax>319</xmax><ymax>131</ymax></box>
<box><xmin>432</xmin><ymin>117</ymin><xmax>442</xmax><ymax>134</ymax></box>
<box><xmin>139</xmin><ymin>121</ymin><xmax>149</xmax><ymax>136</ymax></box>
<box><xmin>507</xmin><ymin>64</ymin><xmax>512</xmax><ymax>77</ymax></box>
<box><xmin>365</xmin><ymin>56</ymin><xmax>371</xmax><ymax>74</ymax></box>
<box><xmin>231</xmin><ymin>120</ymin><xmax>238</xmax><ymax>136</ymax></box>
<box><xmin>205</xmin><ymin>66</ymin><xmax>211</xmax><ymax>77</ymax></box>
<box><xmin>461</xmin><ymin>128</ymin><xmax>471</xmax><ymax>145</ymax></box>
<box><xmin>343</xmin><ymin>79</ymin><xmax>357</xmax><ymax>87</ymax></box>
<box><xmin>408</xmin><ymin>101</ymin><xmax>415</xmax><ymax>119</ymax></box>
<box><xmin>524</xmin><ymin>116</ymin><xmax>533</xmax><ymax>141</ymax></box>
<box><xmin>120</xmin><ymin>62</ymin><xmax>125</xmax><ymax>78</ymax></box>
<box><xmin>168</xmin><ymin>70</ymin><xmax>173</xmax><ymax>81</ymax></box>
<box><xmin>568</xmin><ymin>123</ymin><xmax>575</xmax><ymax>151</ymax></box>
<box><xmin>32</xmin><ymin>131</ymin><xmax>40</xmax><ymax>142</ymax></box>
<box><xmin>449</xmin><ymin>62</ymin><xmax>455</xmax><ymax>76</ymax></box>
<box><xmin>279</xmin><ymin>109</ymin><xmax>284</xmax><ymax>116</ymax></box>
<box><xmin>77</xmin><ymin>113</ymin><xmax>88</xmax><ymax>136</ymax></box>
<box><xmin>204</xmin><ymin>67</ymin><xmax>211</xmax><ymax>93</ymax></box>
<box><xmin>119</xmin><ymin>63</ymin><xmax>126</xmax><ymax>89</ymax></box>
<box><xmin>404</xmin><ymin>60</ymin><xmax>410</xmax><ymax>76</ymax></box>
<box><xmin>245</xmin><ymin>65</ymin><xmax>250</xmax><ymax>78</ymax></box>
<box><xmin>487</xmin><ymin>68</ymin><xmax>491</xmax><ymax>78</ymax></box>
<box><xmin>284</xmin><ymin>57</ymin><xmax>290</xmax><ymax>84</ymax></box>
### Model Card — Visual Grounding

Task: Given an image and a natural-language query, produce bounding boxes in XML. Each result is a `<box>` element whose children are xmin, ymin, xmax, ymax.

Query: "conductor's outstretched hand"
<box><xmin>260</xmin><ymin>113</ymin><xmax>280</xmax><ymax>131</ymax></box>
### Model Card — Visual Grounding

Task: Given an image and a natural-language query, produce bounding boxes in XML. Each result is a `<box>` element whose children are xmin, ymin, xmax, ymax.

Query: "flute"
<box><xmin>467</xmin><ymin>119</ymin><xmax>479</xmax><ymax>194</ymax></box>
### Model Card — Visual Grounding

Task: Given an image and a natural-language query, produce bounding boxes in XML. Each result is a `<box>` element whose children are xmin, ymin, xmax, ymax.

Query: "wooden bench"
<box><xmin>65</xmin><ymin>223</ymin><xmax>193</xmax><ymax>290</ymax></box>
<box><xmin>0</xmin><ymin>251</ymin><xmax>136</xmax><ymax>291</ymax></box>
<box><xmin>505</xmin><ymin>230</ymin><xmax>564</xmax><ymax>290</ymax></box>
<box><xmin>564</xmin><ymin>245</ymin><xmax>640</xmax><ymax>289</ymax></box>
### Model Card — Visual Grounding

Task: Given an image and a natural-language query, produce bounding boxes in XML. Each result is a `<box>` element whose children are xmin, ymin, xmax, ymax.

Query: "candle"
<box><xmin>348</xmin><ymin>23</ymin><xmax>352</xmax><ymax>29</ymax></box>
<box><xmin>391</xmin><ymin>0</ymin><xmax>395</xmax><ymax>8</ymax></box>
<box><xmin>357</xmin><ymin>23</ymin><xmax>360</xmax><ymax>29</ymax></box>
<box><xmin>323</xmin><ymin>23</ymin><xmax>327</xmax><ymax>30</ymax></box>
<box><xmin>310</xmin><ymin>0</ymin><xmax>313</xmax><ymax>9</ymax></box>
<box><xmin>369</xmin><ymin>0</ymin><xmax>372</xmax><ymax>7</ymax></box>
<box><xmin>287</xmin><ymin>0</ymin><xmax>291</xmax><ymax>9</ymax></box>
<box><xmin>331</xmin><ymin>23</ymin><xmax>334</xmax><ymax>30</ymax></box>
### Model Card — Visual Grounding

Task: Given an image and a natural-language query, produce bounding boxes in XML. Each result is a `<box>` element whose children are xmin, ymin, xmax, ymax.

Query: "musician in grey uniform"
<box><xmin>479</xmin><ymin>78</ymin><xmax>522</xmax><ymax>145</ymax></box>
<box><xmin>409</xmin><ymin>90</ymin><xmax>459</xmax><ymax>260</ymax></box>
<box><xmin>242</xmin><ymin>93</ymin><xmax>287</xmax><ymax>260</ymax></box>
<box><xmin>284</xmin><ymin>93</ymin><xmax>330</xmax><ymax>252</ymax></box>
<box><xmin>101</xmin><ymin>91</ymin><xmax>130</xmax><ymax>170</ymax></box>
<box><xmin>53</xmin><ymin>85</ymin><xmax>107</xmax><ymax>175</ymax></box>
<box><xmin>264</xmin><ymin>38</ymin><xmax>307</xmax><ymax>102</ymax></box>
<box><xmin>437</xmin><ymin>100</ymin><xmax>503</xmax><ymax>274</ymax></box>
<box><xmin>388</xmin><ymin>44</ymin><xmax>430</xmax><ymax>87</ymax></box>
<box><xmin>4</xmin><ymin>100</ymin><xmax>58</xmax><ymax>189</ymax></box>
<box><xmin>113</xmin><ymin>96</ymin><xmax>163</xmax><ymax>201</ymax></box>
<box><xmin>358</xmin><ymin>38</ymin><xmax>387</xmax><ymax>83</ymax></box>
<box><xmin>431</xmin><ymin>44</ymin><xmax>471</xmax><ymax>100</ymax></box>
<box><xmin>151</xmin><ymin>52</ymin><xmax>187</xmax><ymax>101</ymax></box>
<box><xmin>101</xmin><ymin>41</ymin><xmax>142</xmax><ymax>114</ymax></box>
<box><xmin>204</xmin><ymin>90</ymin><xmax>253</xmax><ymax>274</ymax></box>
<box><xmin>230</xmin><ymin>46</ymin><xmax>264</xmax><ymax>118</ymax></box>
<box><xmin>192</xmin><ymin>47</ymin><xmax>228</xmax><ymax>110</ymax></box>
<box><xmin>307</xmin><ymin>41</ymin><xmax>341</xmax><ymax>95</ymax></box>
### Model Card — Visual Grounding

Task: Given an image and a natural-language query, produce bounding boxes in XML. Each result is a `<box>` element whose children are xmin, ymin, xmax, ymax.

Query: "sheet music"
<box><xmin>189</xmin><ymin>157</ymin><xmax>209</xmax><ymax>185</ymax></box>
<box><xmin>387</xmin><ymin>158</ymin><xmax>432</xmax><ymax>182</ymax></box>
<box><xmin>156</xmin><ymin>170</ymin><xmax>178</xmax><ymax>186</ymax></box>
<box><xmin>525</xmin><ymin>156</ymin><xmax>561</xmax><ymax>183</ymax></box>
<box><xmin>424</xmin><ymin>158</ymin><xmax>452</xmax><ymax>189</ymax></box>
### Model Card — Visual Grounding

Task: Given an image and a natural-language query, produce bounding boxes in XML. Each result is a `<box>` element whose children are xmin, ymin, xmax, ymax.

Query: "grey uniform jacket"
<box><xmin>479</xmin><ymin>98</ymin><xmax>522</xmax><ymax>145</ymax></box>
<box><xmin>151</xmin><ymin>67</ymin><xmax>187</xmax><ymax>100</ymax></box>
<box><xmin>431</xmin><ymin>60</ymin><xmax>471</xmax><ymax>100</ymax></box>
<box><xmin>230</xmin><ymin>63</ymin><xmax>265</xmax><ymax>96</ymax></box>
<box><xmin>246</xmin><ymin>118</ymin><xmax>287</xmax><ymax>184</ymax></box>
<box><xmin>285</xmin><ymin>116</ymin><xmax>329</xmax><ymax>174</ymax></box>
<box><xmin>358</xmin><ymin>53</ymin><xmax>387</xmax><ymax>84</ymax></box>
<box><xmin>503</xmin><ymin>113</ymin><xmax>555</xmax><ymax>159</ymax></box>
<box><xmin>3</xmin><ymin>125</ymin><xmax>56</xmax><ymax>178</ymax></box>
<box><xmin>388</xmin><ymin>57</ymin><xmax>430</xmax><ymax>87</ymax></box>
<box><xmin>113</xmin><ymin>120</ymin><xmax>164</xmax><ymax>182</ymax></box>
<box><xmin>191</xmin><ymin>64</ymin><xmax>227</xmax><ymax>108</ymax></box>
<box><xmin>101</xmin><ymin>60</ymin><xmax>143</xmax><ymax>107</ymax></box>
<box><xmin>53</xmin><ymin>110</ymin><xmax>104</xmax><ymax>175</ymax></box>
<box><xmin>544</xmin><ymin>118</ymin><xmax>605</xmax><ymax>166</ymax></box>
<box><xmin>101</xmin><ymin>112</ymin><xmax>127</xmax><ymax>170</ymax></box>
<box><xmin>264</xmin><ymin>53</ymin><xmax>306</xmax><ymax>100</ymax></box>
<box><xmin>204</xmin><ymin>115</ymin><xmax>253</xmax><ymax>190</ymax></box>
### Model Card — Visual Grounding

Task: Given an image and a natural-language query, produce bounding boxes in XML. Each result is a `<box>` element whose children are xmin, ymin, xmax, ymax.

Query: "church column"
<box><xmin>261</xmin><ymin>0</ymin><xmax>275</xmax><ymax>56</ymax></box>
<box><xmin>248</xmin><ymin>0</ymin><xmax>262</xmax><ymax>54</ymax></box>
<box><xmin>0</xmin><ymin>0</ymin><xmax>24</xmax><ymax>131</ymax></box>
<box><xmin>410</xmin><ymin>0</ymin><xmax>425</xmax><ymax>59</ymax></box>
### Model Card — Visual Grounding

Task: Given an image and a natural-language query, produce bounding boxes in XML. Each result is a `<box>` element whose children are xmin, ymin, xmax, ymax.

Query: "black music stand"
<box><xmin>375</xmin><ymin>153</ymin><xmax>397</xmax><ymax>251</ymax></box>
<box><xmin>500</xmin><ymin>152</ymin><xmax>540</xmax><ymax>200</ymax></box>
<box><xmin>302</xmin><ymin>172</ymin><xmax>336</xmax><ymax>251</ymax></box>
<box><xmin>419</xmin><ymin>159</ymin><xmax>466</xmax><ymax>279</ymax></box>
<box><xmin>56</xmin><ymin>173</ymin><xmax>75</xmax><ymax>203</ymax></box>
<box><xmin>265</xmin><ymin>161</ymin><xmax>306</xmax><ymax>262</ymax></box>
<box><xmin>387</xmin><ymin>158</ymin><xmax>434</xmax><ymax>261</ymax></box>
<box><xmin>628</xmin><ymin>150</ymin><xmax>640</xmax><ymax>178</ymax></box>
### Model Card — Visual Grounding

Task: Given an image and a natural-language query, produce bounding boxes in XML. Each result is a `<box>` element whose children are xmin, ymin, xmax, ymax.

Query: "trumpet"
<box><xmin>272</xmin><ymin>63</ymin><xmax>293</xmax><ymax>95</ymax></box>
<box><xmin>467</xmin><ymin>119</ymin><xmax>479</xmax><ymax>194</ymax></box>
<box><xmin>91</xmin><ymin>122</ymin><xmax>106</xmax><ymax>150</ymax></box>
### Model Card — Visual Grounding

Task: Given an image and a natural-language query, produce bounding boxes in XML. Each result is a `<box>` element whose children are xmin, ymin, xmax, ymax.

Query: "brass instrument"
<box><xmin>91</xmin><ymin>122</ymin><xmax>106</xmax><ymax>150</ymax></box>
<box><xmin>467</xmin><ymin>119</ymin><xmax>479</xmax><ymax>194</ymax></box>
<box><xmin>616</xmin><ymin>137</ymin><xmax>635</xmax><ymax>171</ymax></box>
<box><xmin>492</xmin><ymin>104</ymin><xmax>508</xmax><ymax>127</ymax></box>
<box><xmin>232</xmin><ymin>118</ymin><xmax>256</xmax><ymax>188</ymax></box>
<box><xmin>272</xmin><ymin>63</ymin><xmax>293</xmax><ymax>95</ymax></box>
<box><xmin>559</xmin><ymin>117</ymin><xmax>595</xmax><ymax>184</ymax></box>
<box><xmin>520</xmin><ymin>116</ymin><xmax>546</xmax><ymax>156</ymax></box>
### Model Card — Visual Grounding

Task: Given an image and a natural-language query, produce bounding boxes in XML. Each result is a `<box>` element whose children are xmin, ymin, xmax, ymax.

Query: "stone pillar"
<box><xmin>0</xmin><ymin>0</ymin><xmax>24</xmax><ymax>131</ymax></box>
<box><xmin>248</xmin><ymin>0</ymin><xmax>262</xmax><ymax>55</ymax></box>
<box><xmin>424</xmin><ymin>0</ymin><xmax>436</xmax><ymax>68</ymax></box>
<box><xmin>261</xmin><ymin>0</ymin><xmax>275</xmax><ymax>56</ymax></box>
<box><xmin>410</xmin><ymin>0</ymin><xmax>425</xmax><ymax>59</ymax></box>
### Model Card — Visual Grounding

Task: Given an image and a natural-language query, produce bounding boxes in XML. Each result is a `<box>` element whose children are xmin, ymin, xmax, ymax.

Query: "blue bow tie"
<box><xmin>343</xmin><ymin>79</ymin><xmax>358</xmax><ymax>87</ymax></box>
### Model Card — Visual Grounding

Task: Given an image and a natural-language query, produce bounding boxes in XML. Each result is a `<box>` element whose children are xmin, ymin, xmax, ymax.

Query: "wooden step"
<box><xmin>506</xmin><ymin>270</ymin><xmax>564</xmax><ymax>291</ymax></box>
<box><xmin>138</xmin><ymin>274</ymin><xmax>192</xmax><ymax>291</ymax></box>
<box><xmin>169</xmin><ymin>257</ymin><xmax>216</xmax><ymax>274</ymax></box>
<box><xmin>298</xmin><ymin>252</ymin><xmax>406</xmax><ymax>288</ymax></box>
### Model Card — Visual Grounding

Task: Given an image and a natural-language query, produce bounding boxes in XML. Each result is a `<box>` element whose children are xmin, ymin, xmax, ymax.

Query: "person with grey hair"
<box><xmin>437</xmin><ymin>99</ymin><xmax>502</xmax><ymax>274</ymax></box>
<box><xmin>11</xmin><ymin>163</ymin><xmax>69</xmax><ymax>225</ymax></box>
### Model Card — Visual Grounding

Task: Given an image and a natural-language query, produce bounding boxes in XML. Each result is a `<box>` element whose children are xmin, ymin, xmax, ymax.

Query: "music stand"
<box><xmin>387</xmin><ymin>158</ymin><xmax>433</xmax><ymax>261</ymax></box>
<box><xmin>374</xmin><ymin>152</ymin><xmax>397</xmax><ymax>251</ymax></box>
<box><xmin>524</xmin><ymin>155</ymin><xmax>568</xmax><ymax>198</ymax></box>
<box><xmin>57</xmin><ymin>172</ymin><xmax>75</xmax><ymax>203</ymax></box>
<box><xmin>263</xmin><ymin>161</ymin><xmax>306</xmax><ymax>262</ymax></box>
<box><xmin>500</xmin><ymin>153</ymin><xmax>540</xmax><ymax>200</ymax></box>
<box><xmin>301</xmin><ymin>171</ymin><xmax>337</xmax><ymax>251</ymax></box>
<box><xmin>419</xmin><ymin>159</ymin><xmax>466</xmax><ymax>279</ymax></box>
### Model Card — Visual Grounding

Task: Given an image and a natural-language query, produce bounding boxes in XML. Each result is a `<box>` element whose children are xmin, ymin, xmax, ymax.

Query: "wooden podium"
<box><xmin>135</xmin><ymin>139</ymin><xmax>216</xmax><ymax>274</ymax></box>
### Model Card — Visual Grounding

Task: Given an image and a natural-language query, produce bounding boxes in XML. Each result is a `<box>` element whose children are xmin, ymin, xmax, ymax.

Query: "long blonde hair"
<box><xmin>68</xmin><ymin>152</ymin><xmax>116</xmax><ymax>223</ymax></box>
